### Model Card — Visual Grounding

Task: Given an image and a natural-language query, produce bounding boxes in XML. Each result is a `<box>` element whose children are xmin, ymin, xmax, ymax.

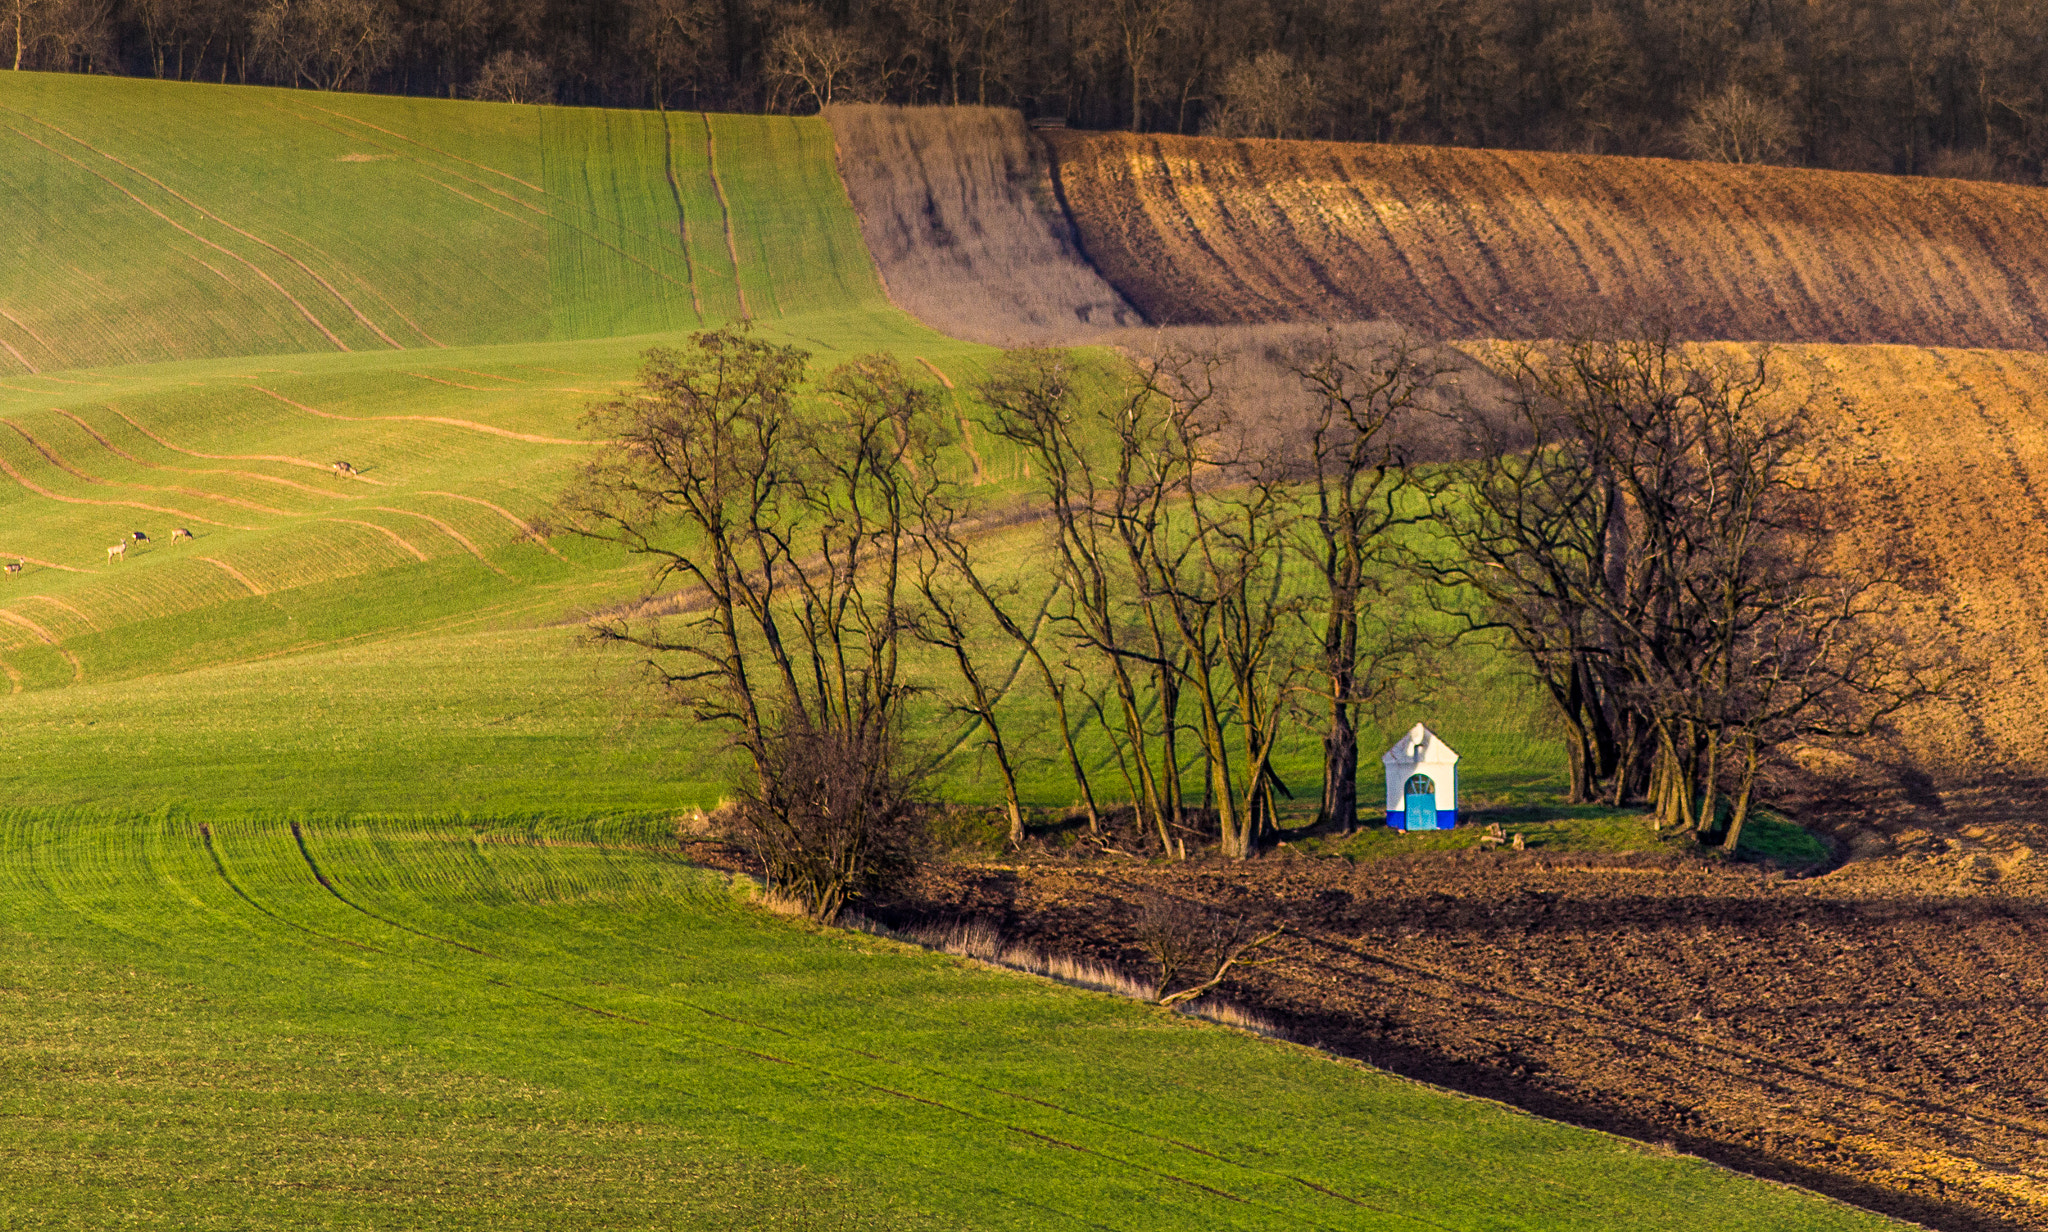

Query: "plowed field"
<box><xmin>1044</xmin><ymin>131</ymin><xmax>2048</xmax><ymax>349</ymax></box>
<box><xmin>897</xmin><ymin>853</ymin><xmax>2048</xmax><ymax>1232</ymax></box>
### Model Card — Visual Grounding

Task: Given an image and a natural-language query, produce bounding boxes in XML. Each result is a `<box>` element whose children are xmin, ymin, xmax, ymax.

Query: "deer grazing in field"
<box><xmin>131</xmin><ymin>530</ymin><xmax>150</xmax><ymax>545</ymax></box>
<box><xmin>170</xmin><ymin>527</ymin><xmax>193</xmax><ymax>542</ymax></box>
<box><xmin>333</xmin><ymin>460</ymin><xmax>356</xmax><ymax>476</ymax></box>
<box><xmin>4</xmin><ymin>559</ymin><xmax>20</xmax><ymax>576</ymax></box>
<box><xmin>107</xmin><ymin>541</ymin><xmax>127</xmax><ymax>563</ymax></box>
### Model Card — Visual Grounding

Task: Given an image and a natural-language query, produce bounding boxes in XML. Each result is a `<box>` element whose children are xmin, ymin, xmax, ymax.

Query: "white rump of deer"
<box><xmin>171</xmin><ymin>527</ymin><xmax>193</xmax><ymax>542</ymax></box>
<box><xmin>107</xmin><ymin>541</ymin><xmax>127</xmax><ymax>563</ymax></box>
<box><xmin>333</xmin><ymin>460</ymin><xmax>355</xmax><ymax>476</ymax></box>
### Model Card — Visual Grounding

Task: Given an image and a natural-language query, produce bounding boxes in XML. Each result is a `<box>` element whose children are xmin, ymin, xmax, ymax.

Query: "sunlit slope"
<box><xmin>0</xmin><ymin>813</ymin><xmax>1907</xmax><ymax>1231</ymax></box>
<box><xmin>1045</xmin><ymin>130</ymin><xmax>2048</xmax><ymax>349</ymax></box>
<box><xmin>0</xmin><ymin>73</ymin><xmax>887</xmax><ymax>371</ymax></box>
<box><xmin>0</xmin><ymin>314</ymin><xmax>978</xmax><ymax>693</ymax></box>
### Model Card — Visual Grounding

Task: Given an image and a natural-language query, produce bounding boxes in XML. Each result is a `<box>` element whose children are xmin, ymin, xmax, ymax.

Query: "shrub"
<box><xmin>725</xmin><ymin>719</ymin><xmax>926</xmax><ymax>922</ymax></box>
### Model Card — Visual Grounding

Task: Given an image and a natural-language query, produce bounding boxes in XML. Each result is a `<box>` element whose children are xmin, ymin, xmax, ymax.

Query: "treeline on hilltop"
<box><xmin>11</xmin><ymin>0</ymin><xmax>2048</xmax><ymax>182</ymax></box>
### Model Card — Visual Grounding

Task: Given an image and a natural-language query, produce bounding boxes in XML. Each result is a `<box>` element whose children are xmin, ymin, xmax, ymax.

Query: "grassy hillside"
<box><xmin>0</xmin><ymin>72</ymin><xmax>885</xmax><ymax>372</ymax></box>
<box><xmin>1044</xmin><ymin>130</ymin><xmax>2048</xmax><ymax>349</ymax></box>
<box><xmin>0</xmin><ymin>811</ymin><xmax>1907</xmax><ymax>1232</ymax></box>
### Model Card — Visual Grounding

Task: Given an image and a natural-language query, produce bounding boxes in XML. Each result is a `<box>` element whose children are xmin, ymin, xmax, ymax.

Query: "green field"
<box><xmin>0</xmin><ymin>811</ymin><xmax>1899</xmax><ymax>1231</ymax></box>
<box><xmin>0</xmin><ymin>72</ymin><xmax>1888</xmax><ymax>1229</ymax></box>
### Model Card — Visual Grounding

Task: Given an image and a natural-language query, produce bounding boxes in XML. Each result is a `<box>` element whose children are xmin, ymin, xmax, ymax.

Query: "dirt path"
<box><xmin>886</xmin><ymin>852</ymin><xmax>2048</xmax><ymax>1232</ymax></box>
<box><xmin>245</xmin><ymin>384</ymin><xmax>592</xmax><ymax>446</ymax></box>
<box><xmin>702</xmin><ymin>114</ymin><xmax>750</xmax><ymax>320</ymax></box>
<box><xmin>98</xmin><ymin>405</ymin><xmax>389</xmax><ymax>484</ymax></box>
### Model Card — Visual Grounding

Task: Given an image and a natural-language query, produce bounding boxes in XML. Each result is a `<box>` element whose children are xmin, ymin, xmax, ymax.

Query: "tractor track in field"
<box><xmin>1</xmin><ymin>419</ymin><xmax>293</xmax><ymax>515</ymax></box>
<box><xmin>4</xmin><ymin>108</ymin><xmax>409</xmax><ymax>350</ymax></box>
<box><xmin>244</xmin><ymin>384</ymin><xmax>592</xmax><ymax>446</ymax></box>
<box><xmin>0</xmin><ymin>120</ymin><xmax>350</xmax><ymax>351</ymax></box>
<box><xmin>889</xmin><ymin>854</ymin><xmax>2048</xmax><ymax>1232</ymax></box>
<box><xmin>96</xmin><ymin>405</ymin><xmax>390</xmax><ymax>484</ymax></box>
<box><xmin>422</xmin><ymin>490</ymin><xmax>563</xmax><ymax>560</ymax></box>
<box><xmin>19</xmin><ymin>594</ymin><xmax>97</xmax><ymax>631</ymax></box>
<box><xmin>367</xmin><ymin>506</ymin><xmax>507</xmax><ymax>576</ymax></box>
<box><xmin>194</xmin><ymin>556</ymin><xmax>264</xmax><ymax>597</ymax></box>
<box><xmin>702</xmin><ymin>114</ymin><xmax>751</xmax><ymax>320</ymax></box>
<box><xmin>54</xmin><ymin>409</ymin><xmax>349</xmax><ymax>498</ymax></box>
<box><xmin>199</xmin><ymin>825</ymin><xmax>1365</xmax><ymax>1227</ymax></box>
<box><xmin>0</xmin><ymin>452</ymin><xmax>252</xmax><ymax>528</ymax></box>
<box><xmin>316</xmin><ymin>518</ymin><xmax>429</xmax><ymax>562</ymax></box>
<box><xmin>0</xmin><ymin>609</ymin><xmax>81</xmax><ymax>680</ymax></box>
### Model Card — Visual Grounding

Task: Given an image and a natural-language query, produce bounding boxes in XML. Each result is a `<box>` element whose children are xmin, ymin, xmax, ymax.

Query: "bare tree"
<box><xmin>1108</xmin><ymin>0</ymin><xmax>1185</xmax><ymax>130</ymax></box>
<box><xmin>1202</xmin><ymin>50</ymin><xmax>1325</xmax><ymax>139</ymax></box>
<box><xmin>980</xmin><ymin>349</ymin><xmax>1187</xmax><ymax>851</ymax></box>
<box><xmin>766</xmin><ymin>14</ymin><xmax>877</xmax><ymax>112</ymax></box>
<box><xmin>628</xmin><ymin>0</ymin><xmax>714</xmax><ymax>107</ymax></box>
<box><xmin>1133</xmin><ymin>895</ymin><xmax>1284</xmax><ymax>1007</ymax></box>
<box><xmin>1433</xmin><ymin>332</ymin><xmax>1951</xmax><ymax>841</ymax></box>
<box><xmin>1286</xmin><ymin>333</ymin><xmax>1444</xmax><ymax>830</ymax></box>
<box><xmin>249</xmin><ymin>0</ymin><xmax>396</xmax><ymax>91</ymax></box>
<box><xmin>1683</xmin><ymin>83</ymin><xmax>1797</xmax><ymax>164</ymax></box>
<box><xmin>560</xmin><ymin>330</ymin><xmax>948</xmax><ymax>918</ymax></box>
<box><xmin>469</xmin><ymin>48</ymin><xmax>550</xmax><ymax>103</ymax></box>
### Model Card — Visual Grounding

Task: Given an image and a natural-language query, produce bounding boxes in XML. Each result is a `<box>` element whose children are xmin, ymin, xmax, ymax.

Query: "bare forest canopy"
<box><xmin>17</xmin><ymin>0</ymin><xmax>2048</xmax><ymax>183</ymax></box>
<box><xmin>1045</xmin><ymin>129</ymin><xmax>2048</xmax><ymax>350</ymax></box>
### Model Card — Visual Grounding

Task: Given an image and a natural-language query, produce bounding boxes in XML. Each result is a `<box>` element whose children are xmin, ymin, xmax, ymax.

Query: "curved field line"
<box><xmin>415</xmin><ymin>172</ymin><xmax>547</xmax><ymax>231</ymax></box>
<box><xmin>196</xmin><ymin>556</ymin><xmax>266</xmax><ymax>597</ymax></box>
<box><xmin>915</xmin><ymin>357</ymin><xmax>955</xmax><ymax>389</ymax></box>
<box><xmin>99</xmin><ymin>405</ymin><xmax>391</xmax><ymax>485</ymax></box>
<box><xmin>0</xmin><ymin>552</ymin><xmax>85</xmax><ymax>573</ymax></box>
<box><xmin>406</xmin><ymin>372</ymin><xmax>500</xmax><ymax>391</ymax></box>
<box><xmin>247</xmin><ymin>385</ymin><xmax>592</xmax><ymax>446</ymax></box>
<box><xmin>9</xmin><ymin>110</ymin><xmax>405</xmax><ymax>349</ymax></box>
<box><xmin>703</xmin><ymin>113</ymin><xmax>751</xmax><ymax>319</ymax></box>
<box><xmin>1</xmin><ymin>419</ymin><xmax>293</xmax><ymax>515</ymax></box>
<box><xmin>0</xmin><ymin>453</ymin><xmax>253</xmax><ymax>528</ymax></box>
<box><xmin>55</xmin><ymin>410</ymin><xmax>350</xmax><ymax>498</ymax></box>
<box><xmin>0</xmin><ymin>610</ymin><xmax>80</xmax><ymax>680</ymax></box>
<box><xmin>452</xmin><ymin>369</ymin><xmax>524</xmax><ymax>383</ymax></box>
<box><xmin>0</xmin><ymin>656</ymin><xmax>18</xmax><ymax>693</ymax></box>
<box><xmin>0</xmin><ymin>337</ymin><xmax>34</xmax><ymax>374</ymax></box>
<box><xmin>659</xmin><ymin>110</ymin><xmax>707</xmax><ymax>322</ymax></box>
<box><xmin>368</xmin><ymin>506</ymin><xmax>508</xmax><ymax>576</ymax></box>
<box><xmin>422</xmin><ymin>491</ymin><xmax>566</xmax><ymax>560</ymax></box>
<box><xmin>296</xmin><ymin>102</ymin><xmax>544</xmax><ymax>193</ymax></box>
<box><xmin>0</xmin><ymin>305</ymin><xmax>56</xmax><ymax>361</ymax></box>
<box><xmin>0</xmin><ymin>121</ymin><xmax>349</xmax><ymax>350</ymax></box>
<box><xmin>273</xmin><ymin>226</ymin><xmax>445</xmax><ymax>348</ymax></box>
<box><xmin>21</xmin><ymin>595</ymin><xmax>97</xmax><ymax>631</ymax></box>
<box><xmin>318</xmin><ymin>517</ymin><xmax>429</xmax><ymax>562</ymax></box>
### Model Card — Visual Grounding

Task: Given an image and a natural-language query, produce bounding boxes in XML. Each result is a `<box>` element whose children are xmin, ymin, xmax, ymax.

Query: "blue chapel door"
<box><xmin>1404</xmin><ymin>774</ymin><xmax>1438</xmax><ymax>830</ymax></box>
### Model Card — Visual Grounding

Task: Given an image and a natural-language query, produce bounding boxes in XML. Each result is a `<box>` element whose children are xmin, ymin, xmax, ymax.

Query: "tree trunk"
<box><xmin>1723</xmin><ymin>739</ymin><xmax>1761</xmax><ymax>853</ymax></box>
<box><xmin>1321</xmin><ymin>700</ymin><xmax>1357</xmax><ymax>832</ymax></box>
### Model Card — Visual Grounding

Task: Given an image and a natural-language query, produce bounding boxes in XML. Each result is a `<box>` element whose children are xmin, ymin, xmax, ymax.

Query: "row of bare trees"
<box><xmin>1432</xmin><ymin>334</ymin><xmax>1947</xmax><ymax>850</ymax></box>
<box><xmin>562</xmin><ymin>324</ymin><xmax>1938</xmax><ymax>917</ymax></box>
<box><xmin>15</xmin><ymin>0</ymin><xmax>2048</xmax><ymax>181</ymax></box>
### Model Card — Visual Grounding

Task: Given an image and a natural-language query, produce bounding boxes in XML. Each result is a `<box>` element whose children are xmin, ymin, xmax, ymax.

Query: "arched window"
<box><xmin>1404</xmin><ymin>774</ymin><xmax>1434</xmax><ymax>796</ymax></box>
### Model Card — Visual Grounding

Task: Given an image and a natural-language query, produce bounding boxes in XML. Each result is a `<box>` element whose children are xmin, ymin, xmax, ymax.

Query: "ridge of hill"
<box><xmin>0</xmin><ymin>72</ymin><xmax>885</xmax><ymax>372</ymax></box>
<box><xmin>1044</xmin><ymin>130</ymin><xmax>2048</xmax><ymax>349</ymax></box>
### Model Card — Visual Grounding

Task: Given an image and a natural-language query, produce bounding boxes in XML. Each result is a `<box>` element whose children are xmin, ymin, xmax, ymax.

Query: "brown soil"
<box><xmin>876</xmin><ymin>847</ymin><xmax>2048</xmax><ymax>1232</ymax></box>
<box><xmin>825</xmin><ymin>105</ymin><xmax>1141</xmax><ymax>345</ymax></box>
<box><xmin>1044</xmin><ymin>130</ymin><xmax>2048</xmax><ymax>351</ymax></box>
